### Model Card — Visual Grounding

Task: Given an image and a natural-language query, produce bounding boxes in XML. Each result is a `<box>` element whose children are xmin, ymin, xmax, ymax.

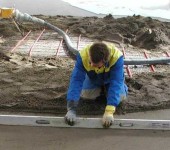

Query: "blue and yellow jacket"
<box><xmin>67</xmin><ymin>44</ymin><xmax>126</xmax><ymax>107</ymax></box>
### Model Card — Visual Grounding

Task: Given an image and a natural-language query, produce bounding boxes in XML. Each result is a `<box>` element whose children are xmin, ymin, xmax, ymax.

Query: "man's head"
<box><xmin>89</xmin><ymin>42</ymin><xmax>109</xmax><ymax>68</ymax></box>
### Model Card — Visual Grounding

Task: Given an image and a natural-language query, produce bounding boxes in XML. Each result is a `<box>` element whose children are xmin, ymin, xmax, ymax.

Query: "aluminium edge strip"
<box><xmin>0</xmin><ymin>115</ymin><xmax>170</xmax><ymax>130</ymax></box>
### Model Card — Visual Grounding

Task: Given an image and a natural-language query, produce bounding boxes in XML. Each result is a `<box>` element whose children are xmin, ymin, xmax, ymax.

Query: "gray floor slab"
<box><xmin>0</xmin><ymin>125</ymin><xmax>170</xmax><ymax>150</ymax></box>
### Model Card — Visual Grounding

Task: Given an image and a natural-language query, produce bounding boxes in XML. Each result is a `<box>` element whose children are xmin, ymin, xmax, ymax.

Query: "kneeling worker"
<box><xmin>65</xmin><ymin>42</ymin><xmax>128</xmax><ymax>128</ymax></box>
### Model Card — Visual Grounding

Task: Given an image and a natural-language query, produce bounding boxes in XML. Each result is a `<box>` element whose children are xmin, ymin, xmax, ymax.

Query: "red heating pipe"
<box><xmin>11</xmin><ymin>30</ymin><xmax>32</xmax><ymax>53</ymax></box>
<box><xmin>122</xmin><ymin>46</ymin><xmax>132</xmax><ymax>78</ymax></box>
<box><xmin>56</xmin><ymin>29</ymin><xmax>68</xmax><ymax>57</ymax></box>
<box><xmin>77</xmin><ymin>34</ymin><xmax>81</xmax><ymax>50</ymax></box>
<box><xmin>143</xmin><ymin>51</ymin><xmax>155</xmax><ymax>72</ymax></box>
<box><xmin>28</xmin><ymin>29</ymin><xmax>45</xmax><ymax>57</ymax></box>
<box><xmin>165</xmin><ymin>51</ymin><xmax>170</xmax><ymax>57</ymax></box>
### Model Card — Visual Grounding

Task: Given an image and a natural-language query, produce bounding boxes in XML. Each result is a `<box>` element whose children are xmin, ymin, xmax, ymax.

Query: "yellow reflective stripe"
<box><xmin>80</xmin><ymin>45</ymin><xmax>92</xmax><ymax>71</ymax></box>
<box><xmin>105</xmin><ymin>44</ymin><xmax>123</xmax><ymax>72</ymax></box>
<box><xmin>80</xmin><ymin>44</ymin><xmax>123</xmax><ymax>73</ymax></box>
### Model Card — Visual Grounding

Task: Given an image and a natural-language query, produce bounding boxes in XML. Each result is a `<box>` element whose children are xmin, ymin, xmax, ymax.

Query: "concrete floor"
<box><xmin>0</xmin><ymin>125</ymin><xmax>170</xmax><ymax>150</ymax></box>
<box><xmin>116</xmin><ymin>109</ymin><xmax>170</xmax><ymax>120</ymax></box>
<box><xmin>0</xmin><ymin>109</ymin><xmax>170</xmax><ymax>150</ymax></box>
<box><xmin>1</xmin><ymin>109</ymin><xmax>170</xmax><ymax>150</ymax></box>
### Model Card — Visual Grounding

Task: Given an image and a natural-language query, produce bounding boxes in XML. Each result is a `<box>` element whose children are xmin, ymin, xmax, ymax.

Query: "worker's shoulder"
<box><xmin>81</xmin><ymin>44</ymin><xmax>91</xmax><ymax>51</ymax></box>
<box><xmin>107</xmin><ymin>43</ymin><xmax>119</xmax><ymax>51</ymax></box>
<box><xmin>107</xmin><ymin>44</ymin><xmax>122</xmax><ymax>56</ymax></box>
<box><xmin>79</xmin><ymin>44</ymin><xmax>91</xmax><ymax>57</ymax></box>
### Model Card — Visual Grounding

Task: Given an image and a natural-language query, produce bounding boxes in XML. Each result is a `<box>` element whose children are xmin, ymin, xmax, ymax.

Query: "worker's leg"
<box><xmin>106</xmin><ymin>83</ymin><xmax>128</xmax><ymax>100</ymax></box>
<box><xmin>81</xmin><ymin>75</ymin><xmax>101</xmax><ymax>100</ymax></box>
<box><xmin>81</xmin><ymin>75</ymin><xmax>128</xmax><ymax>101</ymax></box>
<box><xmin>120</xmin><ymin>83</ymin><xmax>128</xmax><ymax>100</ymax></box>
<box><xmin>104</xmin><ymin>83</ymin><xmax>128</xmax><ymax>102</ymax></box>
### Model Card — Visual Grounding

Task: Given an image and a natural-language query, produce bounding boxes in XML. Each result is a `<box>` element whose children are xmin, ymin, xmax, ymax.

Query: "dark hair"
<box><xmin>89</xmin><ymin>42</ymin><xmax>109</xmax><ymax>63</ymax></box>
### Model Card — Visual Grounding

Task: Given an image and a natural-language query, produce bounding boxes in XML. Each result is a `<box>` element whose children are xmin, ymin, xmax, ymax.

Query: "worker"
<box><xmin>65</xmin><ymin>42</ymin><xmax>128</xmax><ymax>128</ymax></box>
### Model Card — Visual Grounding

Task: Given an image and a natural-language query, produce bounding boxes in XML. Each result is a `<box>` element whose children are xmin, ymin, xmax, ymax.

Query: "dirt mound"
<box><xmin>0</xmin><ymin>15</ymin><xmax>170</xmax><ymax>50</ymax></box>
<box><xmin>132</xmin><ymin>27</ymin><xmax>170</xmax><ymax>49</ymax></box>
<box><xmin>64</xmin><ymin>15</ymin><xmax>170</xmax><ymax>49</ymax></box>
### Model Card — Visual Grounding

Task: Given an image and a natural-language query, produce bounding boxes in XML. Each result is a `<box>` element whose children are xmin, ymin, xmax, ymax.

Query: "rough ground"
<box><xmin>0</xmin><ymin>14</ymin><xmax>169</xmax><ymax>115</ymax></box>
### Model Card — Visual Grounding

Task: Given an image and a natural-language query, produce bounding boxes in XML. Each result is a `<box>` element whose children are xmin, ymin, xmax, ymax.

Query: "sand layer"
<box><xmin>0</xmin><ymin>13</ymin><xmax>169</xmax><ymax>115</ymax></box>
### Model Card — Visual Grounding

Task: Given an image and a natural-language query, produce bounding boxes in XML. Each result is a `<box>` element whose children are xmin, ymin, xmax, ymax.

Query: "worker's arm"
<box><xmin>65</xmin><ymin>53</ymin><xmax>86</xmax><ymax>126</ymax></box>
<box><xmin>67</xmin><ymin>53</ymin><xmax>86</xmax><ymax>101</ymax></box>
<box><xmin>107</xmin><ymin>55</ymin><xmax>124</xmax><ymax>106</ymax></box>
<box><xmin>102</xmin><ymin>56</ymin><xmax>124</xmax><ymax>127</ymax></box>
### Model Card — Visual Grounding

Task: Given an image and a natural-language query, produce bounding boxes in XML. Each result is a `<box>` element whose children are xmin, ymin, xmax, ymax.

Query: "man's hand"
<box><xmin>64</xmin><ymin>100</ymin><xmax>78</xmax><ymax>126</ymax></box>
<box><xmin>102</xmin><ymin>105</ymin><xmax>116</xmax><ymax>128</ymax></box>
<box><xmin>65</xmin><ymin>110</ymin><xmax>76</xmax><ymax>126</ymax></box>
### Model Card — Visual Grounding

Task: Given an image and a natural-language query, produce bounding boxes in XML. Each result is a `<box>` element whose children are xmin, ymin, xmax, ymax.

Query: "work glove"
<box><xmin>102</xmin><ymin>105</ymin><xmax>116</xmax><ymax>128</ymax></box>
<box><xmin>65</xmin><ymin>100</ymin><xmax>78</xmax><ymax>126</ymax></box>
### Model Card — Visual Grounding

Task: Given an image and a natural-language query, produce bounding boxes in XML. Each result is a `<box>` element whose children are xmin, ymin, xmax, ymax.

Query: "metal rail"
<box><xmin>0</xmin><ymin>115</ymin><xmax>170</xmax><ymax>130</ymax></box>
